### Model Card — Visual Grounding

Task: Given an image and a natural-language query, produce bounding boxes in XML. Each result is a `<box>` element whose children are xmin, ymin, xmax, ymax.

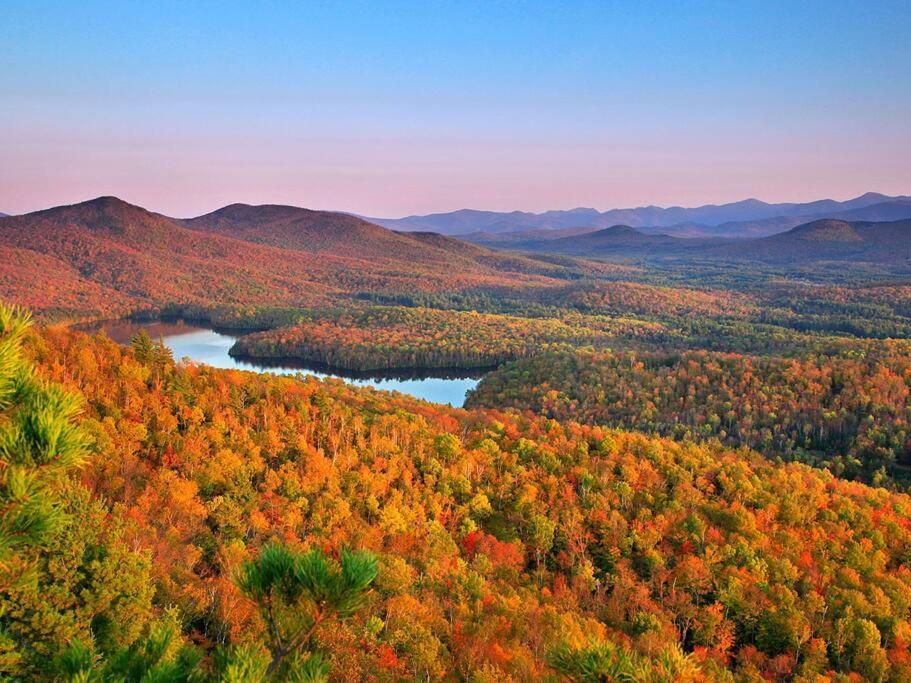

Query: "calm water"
<box><xmin>80</xmin><ymin>319</ymin><xmax>482</xmax><ymax>407</ymax></box>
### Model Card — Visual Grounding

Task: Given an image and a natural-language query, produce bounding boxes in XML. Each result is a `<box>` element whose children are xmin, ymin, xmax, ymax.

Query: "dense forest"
<box><xmin>2</xmin><ymin>303</ymin><xmax>911</xmax><ymax>680</ymax></box>
<box><xmin>228</xmin><ymin>306</ymin><xmax>655</xmax><ymax>372</ymax></box>
<box><xmin>139</xmin><ymin>280</ymin><xmax>911</xmax><ymax>378</ymax></box>
<box><xmin>6</xmin><ymin>199</ymin><xmax>911</xmax><ymax>680</ymax></box>
<box><xmin>467</xmin><ymin>348</ymin><xmax>911</xmax><ymax>488</ymax></box>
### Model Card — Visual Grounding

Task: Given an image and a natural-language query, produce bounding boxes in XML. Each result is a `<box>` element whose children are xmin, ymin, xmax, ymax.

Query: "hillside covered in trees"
<box><xmin>467</xmin><ymin>347</ymin><xmax>911</xmax><ymax>489</ymax></box>
<box><xmin>228</xmin><ymin>306</ymin><xmax>658</xmax><ymax>372</ymax></box>
<box><xmin>5</xmin><ymin>196</ymin><xmax>911</xmax><ymax>680</ymax></box>
<box><xmin>0</xmin><ymin>197</ymin><xmax>583</xmax><ymax>321</ymax></box>
<box><xmin>3</xmin><ymin>303</ymin><xmax>911</xmax><ymax>680</ymax></box>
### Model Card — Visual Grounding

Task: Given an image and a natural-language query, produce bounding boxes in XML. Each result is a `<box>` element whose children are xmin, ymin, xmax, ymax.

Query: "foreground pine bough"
<box><xmin>2</xmin><ymin>301</ymin><xmax>911</xmax><ymax>680</ymax></box>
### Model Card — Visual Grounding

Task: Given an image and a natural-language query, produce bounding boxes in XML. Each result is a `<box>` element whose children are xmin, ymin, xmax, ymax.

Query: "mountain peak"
<box><xmin>852</xmin><ymin>191</ymin><xmax>889</xmax><ymax>202</ymax></box>
<box><xmin>193</xmin><ymin>203</ymin><xmax>312</xmax><ymax>224</ymax></box>
<box><xmin>80</xmin><ymin>196</ymin><xmax>139</xmax><ymax>211</ymax></box>
<box><xmin>600</xmin><ymin>224</ymin><xmax>641</xmax><ymax>236</ymax></box>
<box><xmin>785</xmin><ymin>219</ymin><xmax>863</xmax><ymax>242</ymax></box>
<box><xmin>27</xmin><ymin>196</ymin><xmax>162</xmax><ymax>229</ymax></box>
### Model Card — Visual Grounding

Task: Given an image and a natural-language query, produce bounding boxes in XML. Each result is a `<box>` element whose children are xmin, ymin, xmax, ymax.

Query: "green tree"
<box><xmin>237</xmin><ymin>543</ymin><xmax>378</xmax><ymax>680</ymax></box>
<box><xmin>0</xmin><ymin>304</ymin><xmax>89</xmax><ymax>593</ymax></box>
<box><xmin>832</xmin><ymin>615</ymin><xmax>889</xmax><ymax>682</ymax></box>
<box><xmin>0</xmin><ymin>302</ymin><xmax>169</xmax><ymax>679</ymax></box>
<box><xmin>548</xmin><ymin>640</ymin><xmax>637</xmax><ymax>682</ymax></box>
<box><xmin>53</xmin><ymin>610</ymin><xmax>202</xmax><ymax>682</ymax></box>
<box><xmin>528</xmin><ymin>513</ymin><xmax>556</xmax><ymax>569</ymax></box>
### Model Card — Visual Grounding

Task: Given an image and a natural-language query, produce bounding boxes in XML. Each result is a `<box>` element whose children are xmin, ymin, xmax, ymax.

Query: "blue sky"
<box><xmin>1</xmin><ymin>0</ymin><xmax>909</xmax><ymax>216</ymax></box>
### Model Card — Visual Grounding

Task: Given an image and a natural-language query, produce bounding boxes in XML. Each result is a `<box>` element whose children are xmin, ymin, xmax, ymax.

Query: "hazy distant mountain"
<box><xmin>470</xmin><ymin>224</ymin><xmax>720</xmax><ymax>257</ymax></box>
<box><xmin>545</xmin><ymin>225</ymin><xmax>695</xmax><ymax>255</ymax></box>
<box><xmin>368</xmin><ymin>193</ymin><xmax>908</xmax><ymax>236</ymax></box>
<box><xmin>461</xmin><ymin>226</ymin><xmax>602</xmax><ymax>245</ymax></box>
<box><xmin>710</xmin><ymin>218</ymin><xmax>911</xmax><ymax>262</ymax></box>
<box><xmin>470</xmin><ymin>216</ymin><xmax>911</xmax><ymax>265</ymax></box>
<box><xmin>650</xmin><ymin>199</ymin><xmax>911</xmax><ymax>238</ymax></box>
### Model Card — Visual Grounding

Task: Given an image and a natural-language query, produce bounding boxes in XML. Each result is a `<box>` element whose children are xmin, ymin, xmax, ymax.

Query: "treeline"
<box><xmin>3</xmin><ymin>306</ymin><xmax>911</xmax><ymax>679</ymax></box>
<box><xmin>228</xmin><ymin>306</ymin><xmax>659</xmax><ymax>372</ymax></box>
<box><xmin>467</xmin><ymin>348</ymin><xmax>911</xmax><ymax>487</ymax></box>
<box><xmin>548</xmin><ymin>280</ymin><xmax>757</xmax><ymax>319</ymax></box>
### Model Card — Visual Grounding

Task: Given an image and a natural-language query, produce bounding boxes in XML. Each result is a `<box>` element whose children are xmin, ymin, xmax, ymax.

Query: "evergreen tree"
<box><xmin>237</xmin><ymin>543</ymin><xmax>378</xmax><ymax>680</ymax></box>
<box><xmin>0</xmin><ymin>303</ymin><xmax>88</xmax><ymax>593</ymax></box>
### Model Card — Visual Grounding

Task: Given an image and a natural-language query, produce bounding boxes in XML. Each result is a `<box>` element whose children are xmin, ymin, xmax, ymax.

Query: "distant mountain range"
<box><xmin>470</xmin><ymin>217</ymin><xmax>911</xmax><ymax>265</ymax></box>
<box><xmin>4</xmin><ymin>196</ymin><xmax>911</xmax><ymax>323</ymax></box>
<box><xmin>710</xmin><ymin>218</ymin><xmax>911</xmax><ymax>263</ymax></box>
<box><xmin>658</xmin><ymin>199</ymin><xmax>911</xmax><ymax>238</ymax></box>
<box><xmin>368</xmin><ymin>193</ymin><xmax>911</xmax><ymax>238</ymax></box>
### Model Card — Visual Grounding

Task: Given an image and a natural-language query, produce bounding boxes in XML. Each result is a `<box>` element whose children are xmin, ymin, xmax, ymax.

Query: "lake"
<box><xmin>79</xmin><ymin>319</ymin><xmax>482</xmax><ymax>407</ymax></box>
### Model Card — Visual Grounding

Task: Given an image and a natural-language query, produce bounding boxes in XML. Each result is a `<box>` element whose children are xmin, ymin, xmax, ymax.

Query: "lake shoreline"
<box><xmin>227</xmin><ymin>350</ymin><xmax>495</xmax><ymax>382</ymax></box>
<box><xmin>76</xmin><ymin>316</ymin><xmax>486</xmax><ymax>406</ymax></box>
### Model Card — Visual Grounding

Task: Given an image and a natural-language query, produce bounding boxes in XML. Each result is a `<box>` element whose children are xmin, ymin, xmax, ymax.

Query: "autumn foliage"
<box><xmin>468</xmin><ymin>347</ymin><xmax>911</xmax><ymax>488</ymax></box>
<box><xmin>230</xmin><ymin>306</ymin><xmax>654</xmax><ymax>372</ymax></box>
<box><xmin>4</xmin><ymin>317</ymin><xmax>911</xmax><ymax>680</ymax></box>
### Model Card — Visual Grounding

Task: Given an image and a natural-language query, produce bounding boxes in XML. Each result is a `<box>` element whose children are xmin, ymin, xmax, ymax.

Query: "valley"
<box><xmin>80</xmin><ymin>317</ymin><xmax>483</xmax><ymax>406</ymax></box>
<box><xmin>4</xmin><ymin>194</ymin><xmax>911</xmax><ymax>681</ymax></box>
<box><xmin>5</xmin><ymin>4</ymin><xmax>911</xmax><ymax>679</ymax></box>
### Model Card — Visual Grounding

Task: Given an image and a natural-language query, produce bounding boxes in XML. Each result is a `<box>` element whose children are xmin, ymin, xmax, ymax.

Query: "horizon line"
<box><xmin>3</xmin><ymin>189</ymin><xmax>908</xmax><ymax>221</ymax></box>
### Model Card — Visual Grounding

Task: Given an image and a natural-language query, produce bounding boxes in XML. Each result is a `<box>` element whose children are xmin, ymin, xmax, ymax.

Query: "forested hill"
<box><xmin>466</xmin><ymin>347</ymin><xmax>911</xmax><ymax>487</ymax></box>
<box><xmin>185</xmin><ymin>202</ymin><xmax>483</xmax><ymax>262</ymax></box>
<box><xmin>0</xmin><ymin>196</ymin><xmax>585</xmax><ymax>320</ymax></box>
<box><xmin>4</xmin><ymin>307</ymin><xmax>911</xmax><ymax>680</ymax></box>
<box><xmin>543</xmin><ymin>225</ymin><xmax>710</xmax><ymax>255</ymax></box>
<box><xmin>708</xmin><ymin>218</ymin><xmax>911</xmax><ymax>262</ymax></box>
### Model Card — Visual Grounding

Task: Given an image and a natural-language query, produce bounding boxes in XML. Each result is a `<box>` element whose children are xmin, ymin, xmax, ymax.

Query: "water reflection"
<box><xmin>78</xmin><ymin>319</ymin><xmax>482</xmax><ymax>407</ymax></box>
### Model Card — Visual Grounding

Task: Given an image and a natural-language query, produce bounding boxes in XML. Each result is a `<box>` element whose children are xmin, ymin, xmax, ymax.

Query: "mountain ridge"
<box><xmin>367</xmin><ymin>192</ymin><xmax>911</xmax><ymax>236</ymax></box>
<box><xmin>0</xmin><ymin>196</ymin><xmax>582</xmax><ymax>319</ymax></box>
<box><xmin>649</xmin><ymin>198</ymin><xmax>911</xmax><ymax>238</ymax></box>
<box><xmin>467</xmin><ymin>216</ymin><xmax>911</xmax><ymax>264</ymax></box>
<box><xmin>706</xmin><ymin>218</ymin><xmax>911</xmax><ymax>262</ymax></box>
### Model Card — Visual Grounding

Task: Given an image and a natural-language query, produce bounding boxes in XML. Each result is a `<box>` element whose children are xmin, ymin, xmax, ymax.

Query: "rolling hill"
<box><xmin>461</xmin><ymin>225</ymin><xmax>604</xmax><ymax>245</ymax></box>
<box><xmin>0</xmin><ymin>197</ymin><xmax>582</xmax><ymax>320</ymax></box>
<box><xmin>712</xmin><ymin>218</ymin><xmax>911</xmax><ymax>262</ymax></box>
<box><xmin>544</xmin><ymin>225</ymin><xmax>697</xmax><ymax>255</ymax></box>
<box><xmin>183</xmin><ymin>202</ymin><xmax>572</xmax><ymax>277</ymax></box>
<box><xmin>185</xmin><ymin>203</ymin><xmax>448</xmax><ymax>262</ymax></box>
<box><xmin>468</xmin><ymin>224</ymin><xmax>722</xmax><ymax>257</ymax></box>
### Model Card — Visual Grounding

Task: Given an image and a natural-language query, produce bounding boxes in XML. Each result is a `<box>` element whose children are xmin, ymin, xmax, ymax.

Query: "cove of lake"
<box><xmin>79</xmin><ymin>319</ymin><xmax>483</xmax><ymax>407</ymax></box>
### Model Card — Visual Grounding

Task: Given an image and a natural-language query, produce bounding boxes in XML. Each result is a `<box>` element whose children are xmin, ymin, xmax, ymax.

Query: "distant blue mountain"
<box><xmin>367</xmin><ymin>192</ymin><xmax>911</xmax><ymax>236</ymax></box>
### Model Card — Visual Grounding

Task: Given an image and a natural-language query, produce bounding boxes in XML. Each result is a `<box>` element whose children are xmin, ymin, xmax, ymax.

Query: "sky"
<box><xmin>1</xmin><ymin>0</ymin><xmax>910</xmax><ymax>218</ymax></box>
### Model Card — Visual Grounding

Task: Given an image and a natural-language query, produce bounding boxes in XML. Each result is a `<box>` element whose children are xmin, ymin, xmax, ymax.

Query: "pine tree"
<box><xmin>237</xmin><ymin>543</ymin><xmax>378</xmax><ymax>680</ymax></box>
<box><xmin>0</xmin><ymin>303</ymin><xmax>88</xmax><ymax>592</ymax></box>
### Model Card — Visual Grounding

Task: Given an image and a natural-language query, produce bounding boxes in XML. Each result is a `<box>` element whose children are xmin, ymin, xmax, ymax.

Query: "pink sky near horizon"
<box><xmin>3</xmin><ymin>129</ymin><xmax>909</xmax><ymax>218</ymax></box>
<box><xmin>2</xmin><ymin>2</ymin><xmax>909</xmax><ymax>218</ymax></box>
